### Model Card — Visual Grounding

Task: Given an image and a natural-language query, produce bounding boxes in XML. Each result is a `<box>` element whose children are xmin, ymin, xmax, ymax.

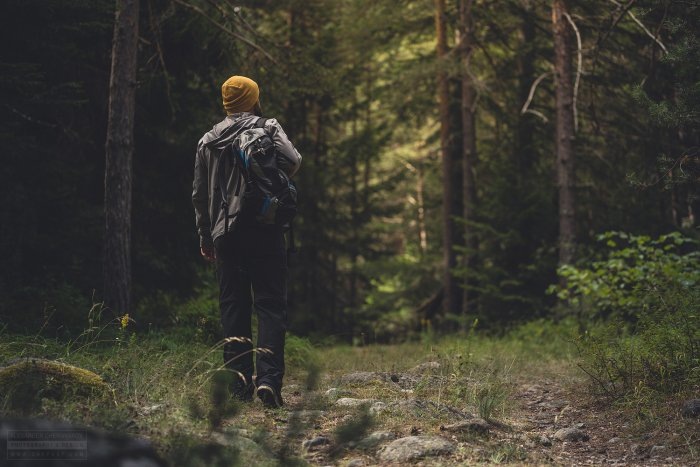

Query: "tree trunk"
<box><xmin>459</xmin><ymin>0</ymin><xmax>478</xmax><ymax>317</ymax></box>
<box><xmin>104</xmin><ymin>0</ymin><xmax>139</xmax><ymax>315</ymax></box>
<box><xmin>435</xmin><ymin>0</ymin><xmax>459</xmax><ymax>316</ymax></box>
<box><xmin>552</xmin><ymin>0</ymin><xmax>575</xmax><ymax>266</ymax></box>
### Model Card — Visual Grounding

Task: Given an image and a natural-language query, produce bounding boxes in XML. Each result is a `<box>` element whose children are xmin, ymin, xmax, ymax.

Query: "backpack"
<box><xmin>217</xmin><ymin>117</ymin><xmax>298</xmax><ymax>233</ymax></box>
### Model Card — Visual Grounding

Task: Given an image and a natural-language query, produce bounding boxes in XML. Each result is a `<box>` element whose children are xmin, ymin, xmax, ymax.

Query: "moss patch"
<box><xmin>0</xmin><ymin>358</ymin><xmax>109</xmax><ymax>413</ymax></box>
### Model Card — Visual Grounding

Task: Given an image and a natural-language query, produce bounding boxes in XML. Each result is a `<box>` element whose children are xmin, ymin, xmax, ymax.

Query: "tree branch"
<box><xmin>524</xmin><ymin>108</ymin><xmax>549</xmax><ymax>123</ymax></box>
<box><xmin>171</xmin><ymin>0</ymin><xmax>278</xmax><ymax>64</ymax></box>
<box><xmin>608</xmin><ymin>0</ymin><xmax>668</xmax><ymax>54</ymax></box>
<box><xmin>521</xmin><ymin>70</ymin><xmax>552</xmax><ymax>116</ymax></box>
<box><xmin>564</xmin><ymin>12</ymin><xmax>582</xmax><ymax>133</ymax></box>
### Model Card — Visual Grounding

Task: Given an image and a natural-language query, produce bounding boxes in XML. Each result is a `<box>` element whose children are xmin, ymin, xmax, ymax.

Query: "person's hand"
<box><xmin>200</xmin><ymin>245</ymin><xmax>216</xmax><ymax>262</ymax></box>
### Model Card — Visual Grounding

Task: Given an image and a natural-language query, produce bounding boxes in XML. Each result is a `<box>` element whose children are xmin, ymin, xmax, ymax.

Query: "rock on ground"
<box><xmin>0</xmin><ymin>358</ymin><xmax>110</xmax><ymax>412</ymax></box>
<box><xmin>369</xmin><ymin>401</ymin><xmax>386</xmax><ymax>414</ymax></box>
<box><xmin>302</xmin><ymin>436</ymin><xmax>331</xmax><ymax>451</ymax></box>
<box><xmin>681</xmin><ymin>399</ymin><xmax>700</xmax><ymax>418</ymax></box>
<box><xmin>440</xmin><ymin>418</ymin><xmax>490</xmax><ymax>435</ymax></box>
<box><xmin>357</xmin><ymin>430</ymin><xmax>396</xmax><ymax>449</ymax></box>
<box><xmin>335</xmin><ymin>397</ymin><xmax>376</xmax><ymax>407</ymax></box>
<box><xmin>378</xmin><ymin>435</ymin><xmax>455</xmax><ymax>462</ymax></box>
<box><xmin>339</xmin><ymin>371</ymin><xmax>423</xmax><ymax>389</ymax></box>
<box><xmin>553</xmin><ymin>427</ymin><xmax>590</xmax><ymax>442</ymax></box>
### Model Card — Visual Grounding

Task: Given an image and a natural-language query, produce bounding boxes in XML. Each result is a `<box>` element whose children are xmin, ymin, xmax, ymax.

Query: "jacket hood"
<box><xmin>202</xmin><ymin>113</ymin><xmax>258</xmax><ymax>151</ymax></box>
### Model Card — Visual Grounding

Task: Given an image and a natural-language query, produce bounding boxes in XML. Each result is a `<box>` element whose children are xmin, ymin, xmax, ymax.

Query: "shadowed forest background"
<box><xmin>0</xmin><ymin>0</ymin><xmax>699</xmax><ymax>465</ymax></box>
<box><xmin>1</xmin><ymin>0</ymin><xmax>697</xmax><ymax>339</ymax></box>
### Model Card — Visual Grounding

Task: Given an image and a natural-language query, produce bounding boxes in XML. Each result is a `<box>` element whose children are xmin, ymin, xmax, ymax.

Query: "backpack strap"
<box><xmin>256</xmin><ymin>117</ymin><xmax>268</xmax><ymax>129</ymax></box>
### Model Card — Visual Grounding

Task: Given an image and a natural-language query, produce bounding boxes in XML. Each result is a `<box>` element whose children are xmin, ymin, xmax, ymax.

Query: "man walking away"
<box><xmin>192</xmin><ymin>75</ymin><xmax>301</xmax><ymax>408</ymax></box>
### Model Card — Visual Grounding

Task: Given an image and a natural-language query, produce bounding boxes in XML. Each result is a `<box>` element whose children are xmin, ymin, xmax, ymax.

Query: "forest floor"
<box><xmin>225</xmin><ymin>339</ymin><xmax>698</xmax><ymax>466</ymax></box>
<box><xmin>1</xmin><ymin>330</ymin><xmax>698</xmax><ymax>466</ymax></box>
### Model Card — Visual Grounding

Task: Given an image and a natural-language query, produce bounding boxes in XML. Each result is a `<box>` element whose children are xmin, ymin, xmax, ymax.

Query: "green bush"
<box><xmin>550</xmin><ymin>231</ymin><xmax>699</xmax><ymax>322</ymax></box>
<box><xmin>551</xmin><ymin>231</ymin><xmax>700</xmax><ymax>399</ymax></box>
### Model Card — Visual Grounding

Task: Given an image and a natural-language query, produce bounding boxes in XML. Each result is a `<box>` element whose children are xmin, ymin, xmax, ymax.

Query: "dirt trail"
<box><xmin>512</xmin><ymin>379</ymin><xmax>690</xmax><ymax>466</ymax></box>
<box><xmin>225</xmin><ymin>361</ymin><xmax>697</xmax><ymax>466</ymax></box>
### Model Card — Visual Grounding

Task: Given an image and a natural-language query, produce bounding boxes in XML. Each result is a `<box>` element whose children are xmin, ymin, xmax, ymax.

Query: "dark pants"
<box><xmin>214</xmin><ymin>224</ymin><xmax>287</xmax><ymax>391</ymax></box>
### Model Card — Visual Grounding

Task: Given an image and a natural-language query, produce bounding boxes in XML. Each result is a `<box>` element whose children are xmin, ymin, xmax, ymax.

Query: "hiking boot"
<box><xmin>231</xmin><ymin>381</ymin><xmax>254</xmax><ymax>402</ymax></box>
<box><xmin>256</xmin><ymin>384</ymin><xmax>283</xmax><ymax>408</ymax></box>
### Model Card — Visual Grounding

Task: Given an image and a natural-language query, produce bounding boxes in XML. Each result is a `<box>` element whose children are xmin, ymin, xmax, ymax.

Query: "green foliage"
<box><xmin>550</xmin><ymin>231</ymin><xmax>700</xmax><ymax>321</ymax></box>
<box><xmin>489</xmin><ymin>442</ymin><xmax>528</xmax><ymax>464</ymax></box>
<box><xmin>551</xmin><ymin>231</ymin><xmax>700</xmax><ymax>399</ymax></box>
<box><xmin>575</xmin><ymin>285</ymin><xmax>699</xmax><ymax>399</ymax></box>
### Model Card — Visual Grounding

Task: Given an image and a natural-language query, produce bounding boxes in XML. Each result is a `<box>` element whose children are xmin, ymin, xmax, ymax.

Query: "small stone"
<box><xmin>357</xmin><ymin>431</ymin><xmax>396</xmax><ymax>449</ymax></box>
<box><xmin>630</xmin><ymin>443</ymin><xmax>641</xmax><ymax>455</ymax></box>
<box><xmin>302</xmin><ymin>436</ymin><xmax>330</xmax><ymax>451</ymax></box>
<box><xmin>553</xmin><ymin>427</ymin><xmax>589</xmax><ymax>442</ymax></box>
<box><xmin>378</xmin><ymin>435</ymin><xmax>455</xmax><ymax>462</ymax></box>
<box><xmin>650</xmin><ymin>445</ymin><xmax>666</xmax><ymax>456</ymax></box>
<box><xmin>369</xmin><ymin>401</ymin><xmax>387</xmax><ymax>414</ymax></box>
<box><xmin>541</xmin><ymin>400</ymin><xmax>569</xmax><ymax>410</ymax></box>
<box><xmin>681</xmin><ymin>399</ymin><xmax>700</xmax><ymax>418</ymax></box>
<box><xmin>575</xmin><ymin>422</ymin><xmax>586</xmax><ymax>429</ymax></box>
<box><xmin>539</xmin><ymin>435</ymin><xmax>552</xmax><ymax>447</ymax></box>
<box><xmin>335</xmin><ymin>397</ymin><xmax>376</xmax><ymax>407</ymax></box>
<box><xmin>608</xmin><ymin>437</ymin><xmax>620</xmax><ymax>444</ymax></box>
<box><xmin>346</xmin><ymin>459</ymin><xmax>365</xmax><ymax>467</ymax></box>
<box><xmin>340</xmin><ymin>372</ymin><xmax>384</xmax><ymax>385</ymax></box>
<box><xmin>139</xmin><ymin>404</ymin><xmax>163</xmax><ymax>416</ymax></box>
<box><xmin>325</xmin><ymin>388</ymin><xmax>340</xmax><ymax>399</ymax></box>
<box><xmin>440</xmin><ymin>418</ymin><xmax>490</xmax><ymax>435</ymax></box>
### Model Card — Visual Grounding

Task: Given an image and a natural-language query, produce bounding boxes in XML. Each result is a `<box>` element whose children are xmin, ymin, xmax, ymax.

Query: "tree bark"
<box><xmin>459</xmin><ymin>0</ymin><xmax>478</xmax><ymax>317</ymax></box>
<box><xmin>552</xmin><ymin>0</ymin><xmax>576</xmax><ymax>266</ymax></box>
<box><xmin>435</xmin><ymin>0</ymin><xmax>459</xmax><ymax>316</ymax></box>
<box><xmin>104</xmin><ymin>0</ymin><xmax>139</xmax><ymax>315</ymax></box>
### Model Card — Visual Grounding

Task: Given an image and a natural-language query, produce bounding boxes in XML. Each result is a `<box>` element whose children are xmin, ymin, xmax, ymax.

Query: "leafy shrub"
<box><xmin>550</xmin><ymin>231</ymin><xmax>699</xmax><ymax>322</ymax></box>
<box><xmin>551</xmin><ymin>231</ymin><xmax>700</xmax><ymax>398</ymax></box>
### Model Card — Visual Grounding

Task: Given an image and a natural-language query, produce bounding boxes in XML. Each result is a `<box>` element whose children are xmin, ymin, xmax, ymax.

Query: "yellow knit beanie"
<box><xmin>221</xmin><ymin>75</ymin><xmax>259</xmax><ymax>115</ymax></box>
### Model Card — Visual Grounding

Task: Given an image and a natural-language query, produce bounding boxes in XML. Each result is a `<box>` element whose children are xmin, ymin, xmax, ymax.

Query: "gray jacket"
<box><xmin>192</xmin><ymin>112</ymin><xmax>302</xmax><ymax>248</ymax></box>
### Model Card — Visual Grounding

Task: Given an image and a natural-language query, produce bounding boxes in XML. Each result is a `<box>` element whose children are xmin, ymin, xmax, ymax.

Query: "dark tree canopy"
<box><xmin>0</xmin><ymin>0</ymin><xmax>697</xmax><ymax>340</ymax></box>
